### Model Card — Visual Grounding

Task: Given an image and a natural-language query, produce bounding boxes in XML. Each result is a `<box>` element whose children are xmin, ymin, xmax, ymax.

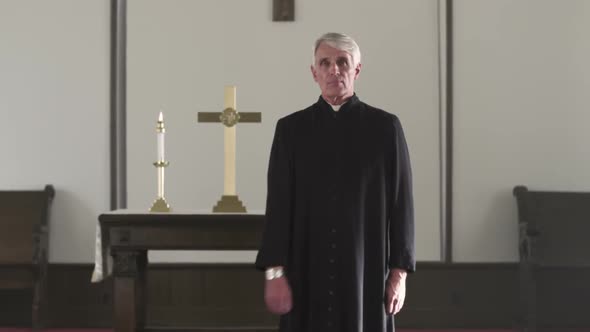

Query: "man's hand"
<box><xmin>264</xmin><ymin>275</ymin><xmax>293</xmax><ymax>315</ymax></box>
<box><xmin>384</xmin><ymin>268</ymin><xmax>407</xmax><ymax>315</ymax></box>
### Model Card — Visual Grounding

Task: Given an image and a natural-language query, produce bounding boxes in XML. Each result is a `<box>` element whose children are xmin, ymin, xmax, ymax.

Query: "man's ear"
<box><xmin>311</xmin><ymin>65</ymin><xmax>318</xmax><ymax>82</ymax></box>
<box><xmin>354</xmin><ymin>63</ymin><xmax>362</xmax><ymax>79</ymax></box>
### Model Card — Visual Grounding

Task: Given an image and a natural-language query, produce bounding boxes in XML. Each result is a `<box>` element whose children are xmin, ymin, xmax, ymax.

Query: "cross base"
<box><xmin>150</xmin><ymin>197</ymin><xmax>171</xmax><ymax>212</ymax></box>
<box><xmin>213</xmin><ymin>195</ymin><xmax>247</xmax><ymax>213</ymax></box>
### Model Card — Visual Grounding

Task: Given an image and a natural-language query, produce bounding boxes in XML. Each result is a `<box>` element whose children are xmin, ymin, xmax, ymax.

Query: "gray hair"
<box><xmin>312</xmin><ymin>32</ymin><xmax>361</xmax><ymax>67</ymax></box>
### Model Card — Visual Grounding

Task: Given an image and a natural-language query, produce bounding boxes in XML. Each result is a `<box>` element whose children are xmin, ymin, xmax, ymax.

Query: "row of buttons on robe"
<box><xmin>326</xmin><ymin>225</ymin><xmax>337</xmax><ymax>328</ymax></box>
<box><xmin>325</xmin><ymin>175</ymin><xmax>343</xmax><ymax>329</ymax></box>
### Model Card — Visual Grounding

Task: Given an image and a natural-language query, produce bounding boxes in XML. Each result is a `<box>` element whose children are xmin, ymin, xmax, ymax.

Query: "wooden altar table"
<box><xmin>98</xmin><ymin>211</ymin><xmax>265</xmax><ymax>332</ymax></box>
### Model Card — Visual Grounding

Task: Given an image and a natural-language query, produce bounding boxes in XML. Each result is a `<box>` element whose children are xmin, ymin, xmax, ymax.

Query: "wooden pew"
<box><xmin>513</xmin><ymin>185</ymin><xmax>590</xmax><ymax>332</ymax></box>
<box><xmin>0</xmin><ymin>185</ymin><xmax>55</xmax><ymax>329</ymax></box>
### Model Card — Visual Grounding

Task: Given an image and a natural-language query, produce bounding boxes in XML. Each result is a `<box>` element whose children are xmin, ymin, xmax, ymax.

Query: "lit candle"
<box><xmin>157</xmin><ymin>111</ymin><xmax>165</xmax><ymax>161</ymax></box>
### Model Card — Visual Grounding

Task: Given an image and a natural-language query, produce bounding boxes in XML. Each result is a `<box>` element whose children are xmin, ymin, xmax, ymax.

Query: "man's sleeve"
<box><xmin>255</xmin><ymin>118</ymin><xmax>293</xmax><ymax>270</ymax></box>
<box><xmin>388</xmin><ymin>116</ymin><xmax>416</xmax><ymax>272</ymax></box>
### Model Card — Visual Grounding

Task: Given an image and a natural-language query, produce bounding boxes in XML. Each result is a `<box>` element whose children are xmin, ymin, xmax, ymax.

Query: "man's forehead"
<box><xmin>315</xmin><ymin>50</ymin><xmax>352</xmax><ymax>62</ymax></box>
<box><xmin>317</xmin><ymin>54</ymin><xmax>351</xmax><ymax>60</ymax></box>
<box><xmin>316</xmin><ymin>43</ymin><xmax>351</xmax><ymax>56</ymax></box>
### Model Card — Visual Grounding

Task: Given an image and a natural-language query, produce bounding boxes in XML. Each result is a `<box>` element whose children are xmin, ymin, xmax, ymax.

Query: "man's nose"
<box><xmin>329</xmin><ymin>63</ymin><xmax>340</xmax><ymax>75</ymax></box>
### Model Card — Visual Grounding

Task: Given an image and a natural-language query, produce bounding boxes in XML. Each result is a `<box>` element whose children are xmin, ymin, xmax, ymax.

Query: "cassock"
<box><xmin>255</xmin><ymin>94</ymin><xmax>415</xmax><ymax>332</ymax></box>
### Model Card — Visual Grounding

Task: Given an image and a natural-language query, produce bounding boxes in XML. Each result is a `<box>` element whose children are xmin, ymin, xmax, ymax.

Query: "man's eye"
<box><xmin>337</xmin><ymin>59</ymin><xmax>349</xmax><ymax>67</ymax></box>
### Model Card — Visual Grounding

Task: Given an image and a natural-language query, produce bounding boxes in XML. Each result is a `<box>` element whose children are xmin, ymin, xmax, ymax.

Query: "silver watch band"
<box><xmin>265</xmin><ymin>267</ymin><xmax>284</xmax><ymax>280</ymax></box>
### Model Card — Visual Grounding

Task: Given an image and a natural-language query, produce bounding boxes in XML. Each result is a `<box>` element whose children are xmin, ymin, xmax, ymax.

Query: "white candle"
<box><xmin>157</xmin><ymin>111</ymin><xmax>165</xmax><ymax>161</ymax></box>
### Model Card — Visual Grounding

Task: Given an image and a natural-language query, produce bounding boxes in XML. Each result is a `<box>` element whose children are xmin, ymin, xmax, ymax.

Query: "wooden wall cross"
<box><xmin>273</xmin><ymin>0</ymin><xmax>294</xmax><ymax>21</ymax></box>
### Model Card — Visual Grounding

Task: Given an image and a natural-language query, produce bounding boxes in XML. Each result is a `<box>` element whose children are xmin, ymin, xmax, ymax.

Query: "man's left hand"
<box><xmin>384</xmin><ymin>268</ymin><xmax>407</xmax><ymax>315</ymax></box>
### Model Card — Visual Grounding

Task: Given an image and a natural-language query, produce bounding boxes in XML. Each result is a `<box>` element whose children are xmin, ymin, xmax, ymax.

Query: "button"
<box><xmin>329</xmin><ymin>258</ymin><xmax>335</xmax><ymax>263</ymax></box>
<box><xmin>327</xmin><ymin>322</ymin><xmax>333</xmax><ymax>327</ymax></box>
<box><xmin>331</xmin><ymin>228</ymin><xmax>336</xmax><ymax>233</ymax></box>
<box><xmin>328</xmin><ymin>290</ymin><xmax>334</xmax><ymax>295</ymax></box>
<box><xmin>328</xmin><ymin>306</ymin><xmax>333</xmax><ymax>311</ymax></box>
<box><xmin>329</xmin><ymin>275</ymin><xmax>335</xmax><ymax>280</ymax></box>
<box><xmin>331</xmin><ymin>243</ymin><xmax>336</xmax><ymax>249</ymax></box>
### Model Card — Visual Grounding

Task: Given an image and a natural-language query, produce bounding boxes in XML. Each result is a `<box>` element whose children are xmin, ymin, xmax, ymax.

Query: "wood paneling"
<box><xmin>1</xmin><ymin>262</ymin><xmax>589</xmax><ymax>329</ymax></box>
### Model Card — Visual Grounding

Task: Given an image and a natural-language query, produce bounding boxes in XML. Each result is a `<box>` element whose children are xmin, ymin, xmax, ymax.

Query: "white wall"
<box><xmin>5</xmin><ymin>0</ymin><xmax>586</xmax><ymax>265</ymax></box>
<box><xmin>453</xmin><ymin>0</ymin><xmax>590</xmax><ymax>261</ymax></box>
<box><xmin>126</xmin><ymin>0</ymin><xmax>442</xmax><ymax>262</ymax></box>
<box><xmin>0</xmin><ymin>0</ymin><xmax>110</xmax><ymax>263</ymax></box>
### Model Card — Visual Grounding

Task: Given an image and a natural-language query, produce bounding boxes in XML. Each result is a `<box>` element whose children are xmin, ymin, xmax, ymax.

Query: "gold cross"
<box><xmin>197</xmin><ymin>86</ymin><xmax>262</xmax><ymax>213</ymax></box>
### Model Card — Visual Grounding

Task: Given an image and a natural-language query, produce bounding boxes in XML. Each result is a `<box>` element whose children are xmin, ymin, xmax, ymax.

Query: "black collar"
<box><xmin>316</xmin><ymin>94</ymin><xmax>360</xmax><ymax>116</ymax></box>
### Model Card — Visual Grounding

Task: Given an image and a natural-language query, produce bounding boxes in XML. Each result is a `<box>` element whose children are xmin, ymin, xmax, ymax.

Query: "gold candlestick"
<box><xmin>150</xmin><ymin>113</ymin><xmax>171</xmax><ymax>212</ymax></box>
<box><xmin>150</xmin><ymin>160</ymin><xmax>171</xmax><ymax>212</ymax></box>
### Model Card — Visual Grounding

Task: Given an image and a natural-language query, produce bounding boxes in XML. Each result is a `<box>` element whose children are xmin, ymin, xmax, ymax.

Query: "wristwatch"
<box><xmin>265</xmin><ymin>267</ymin><xmax>284</xmax><ymax>280</ymax></box>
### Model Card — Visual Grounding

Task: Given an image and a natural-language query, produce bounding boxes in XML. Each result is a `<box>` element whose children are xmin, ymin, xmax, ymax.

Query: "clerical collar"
<box><xmin>329</xmin><ymin>103</ymin><xmax>342</xmax><ymax>111</ymax></box>
<box><xmin>318</xmin><ymin>94</ymin><xmax>360</xmax><ymax>113</ymax></box>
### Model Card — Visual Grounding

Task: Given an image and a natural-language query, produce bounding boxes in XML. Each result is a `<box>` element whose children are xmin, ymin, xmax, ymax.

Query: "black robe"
<box><xmin>255</xmin><ymin>95</ymin><xmax>415</xmax><ymax>332</ymax></box>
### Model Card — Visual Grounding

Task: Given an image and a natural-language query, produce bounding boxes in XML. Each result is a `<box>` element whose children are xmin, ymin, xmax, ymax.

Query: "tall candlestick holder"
<box><xmin>150</xmin><ymin>160</ymin><xmax>171</xmax><ymax>212</ymax></box>
<box><xmin>150</xmin><ymin>113</ymin><xmax>171</xmax><ymax>212</ymax></box>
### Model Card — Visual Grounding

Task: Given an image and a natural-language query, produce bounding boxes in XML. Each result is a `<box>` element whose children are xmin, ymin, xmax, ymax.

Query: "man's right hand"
<box><xmin>264</xmin><ymin>276</ymin><xmax>293</xmax><ymax>315</ymax></box>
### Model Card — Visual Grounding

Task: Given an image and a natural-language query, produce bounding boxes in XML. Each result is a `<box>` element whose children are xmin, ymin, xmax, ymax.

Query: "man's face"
<box><xmin>311</xmin><ymin>43</ymin><xmax>361</xmax><ymax>104</ymax></box>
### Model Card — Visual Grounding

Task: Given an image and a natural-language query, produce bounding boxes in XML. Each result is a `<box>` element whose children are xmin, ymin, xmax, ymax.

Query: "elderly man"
<box><xmin>255</xmin><ymin>32</ymin><xmax>415</xmax><ymax>332</ymax></box>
